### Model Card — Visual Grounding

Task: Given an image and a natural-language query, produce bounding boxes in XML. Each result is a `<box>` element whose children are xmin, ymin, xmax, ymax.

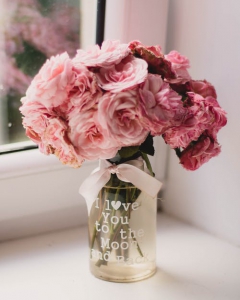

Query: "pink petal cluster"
<box><xmin>165</xmin><ymin>50</ymin><xmax>191</xmax><ymax>84</ymax></box>
<box><xmin>98</xmin><ymin>90</ymin><xmax>148</xmax><ymax>146</ymax></box>
<box><xmin>23</xmin><ymin>53</ymin><xmax>75</xmax><ymax>109</ymax></box>
<box><xmin>163</xmin><ymin>80</ymin><xmax>227</xmax><ymax>151</ymax></box>
<box><xmin>20</xmin><ymin>40</ymin><xmax>227</xmax><ymax>170</ymax></box>
<box><xmin>139</xmin><ymin>74</ymin><xmax>186</xmax><ymax>135</ymax></box>
<box><xmin>96</xmin><ymin>56</ymin><xmax>148</xmax><ymax>93</ymax></box>
<box><xmin>72</xmin><ymin>40</ymin><xmax>130</xmax><ymax>68</ymax></box>
<box><xmin>68</xmin><ymin>109</ymin><xmax>119</xmax><ymax>161</ymax></box>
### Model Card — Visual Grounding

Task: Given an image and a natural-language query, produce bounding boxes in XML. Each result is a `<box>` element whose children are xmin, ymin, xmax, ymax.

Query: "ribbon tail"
<box><xmin>79</xmin><ymin>168</ymin><xmax>111</xmax><ymax>214</ymax></box>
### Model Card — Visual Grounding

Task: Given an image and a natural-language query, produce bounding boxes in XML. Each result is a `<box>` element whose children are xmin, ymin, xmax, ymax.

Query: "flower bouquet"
<box><xmin>19</xmin><ymin>40</ymin><xmax>227</xmax><ymax>282</ymax></box>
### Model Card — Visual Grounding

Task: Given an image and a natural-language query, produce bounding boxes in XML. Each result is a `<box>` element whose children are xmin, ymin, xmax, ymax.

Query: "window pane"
<box><xmin>0</xmin><ymin>0</ymin><xmax>95</xmax><ymax>146</ymax></box>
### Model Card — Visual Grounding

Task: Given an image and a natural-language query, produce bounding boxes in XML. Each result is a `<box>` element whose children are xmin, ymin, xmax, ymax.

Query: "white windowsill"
<box><xmin>1</xmin><ymin>213</ymin><xmax>239</xmax><ymax>300</ymax></box>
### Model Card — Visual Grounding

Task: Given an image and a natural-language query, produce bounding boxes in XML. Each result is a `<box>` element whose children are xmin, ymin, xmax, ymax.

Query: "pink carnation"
<box><xmin>42</xmin><ymin>118</ymin><xmax>83</xmax><ymax>167</ymax></box>
<box><xmin>129</xmin><ymin>40</ymin><xmax>163</xmax><ymax>57</ymax></box>
<box><xmin>69</xmin><ymin>64</ymin><xmax>102</xmax><ymax>111</ymax></box>
<box><xmin>190</xmin><ymin>79</ymin><xmax>217</xmax><ymax>98</ymax></box>
<box><xmin>165</xmin><ymin>50</ymin><xmax>191</xmax><ymax>84</ymax></box>
<box><xmin>72</xmin><ymin>40</ymin><xmax>130</xmax><ymax>68</ymax></box>
<box><xmin>24</xmin><ymin>52</ymin><xmax>75</xmax><ymax>108</ymax></box>
<box><xmin>163</xmin><ymin>92</ymin><xmax>227</xmax><ymax>149</ymax></box>
<box><xmin>68</xmin><ymin>108</ymin><xmax>120</xmax><ymax>161</ymax></box>
<box><xmin>96</xmin><ymin>55</ymin><xmax>148</xmax><ymax>93</ymax></box>
<box><xmin>163</xmin><ymin>124</ymin><xmax>202</xmax><ymax>149</ymax></box>
<box><xmin>129</xmin><ymin>40</ymin><xmax>175</xmax><ymax>79</ymax></box>
<box><xmin>98</xmin><ymin>90</ymin><xmax>148</xmax><ymax>147</ymax></box>
<box><xmin>179</xmin><ymin>134</ymin><xmax>221</xmax><ymax>170</ymax></box>
<box><xmin>20</xmin><ymin>100</ymin><xmax>83</xmax><ymax>167</ymax></box>
<box><xmin>204</xmin><ymin>96</ymin><xmax>227</xmax><ymax>138</ymax></box>
<box><xmin>139</xmin><ymin>74</ymin><xmax>185</xmax><ymax>135</ymax></box>
<box><xmin>187</xmin><ymin>93</ymin><xmax>227</xmax><ymax>136</ymax></box>
<box><xmin>20</xmin><ymin>101</ymin><xmax>50</xmax><ymax>136</ymax></box>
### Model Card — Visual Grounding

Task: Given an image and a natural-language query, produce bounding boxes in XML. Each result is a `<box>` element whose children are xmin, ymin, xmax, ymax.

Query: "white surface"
<box><xmin>0</xmin><ymin>214</ymin><xmax>239</xmax><ymax>300</ymax></box>
<box><xmin>80</xmin><ymin>0</ymin><xmax>97</xmax><ymax>49</ymax></box>
<box><xmin>164</xmin><ymin>0</ymin><xmax>240</xmax><ymax>246</ymax></box>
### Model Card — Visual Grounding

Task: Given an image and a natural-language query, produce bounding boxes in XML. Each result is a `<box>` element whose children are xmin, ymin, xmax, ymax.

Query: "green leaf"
<box><xmin>118</xmin><ymin>146</ymin><xmax>139</xmax><ymax>158</ymax></box>
<box><xmin>139</xmin><ymin>134</ymin><xmax>155</xmax><ymax>156</ymax></box>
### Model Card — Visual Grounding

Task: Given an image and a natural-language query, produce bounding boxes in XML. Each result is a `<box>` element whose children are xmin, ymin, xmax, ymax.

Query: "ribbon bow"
<box><xmin>79</xmin><ymin>159</ymin><xmax>162</xmax><ymax>213</ymax></box>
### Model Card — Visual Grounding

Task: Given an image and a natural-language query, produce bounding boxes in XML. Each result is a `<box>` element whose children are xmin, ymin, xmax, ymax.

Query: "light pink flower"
<box><xmin>24</xmin><ymin>52</ymin><xmax>75</xmax><ymax>108</ymax></box>
<box><xmin>96</xmin><ymin>55</ymin><xmax>148</xmax><ymax>93</ymax></box>
<box><xmin>165</xmin><ymin>50</ymin><xmax>191</xmax><ymax>84</ymax></box>
<box><xmin>68</xmin><ymin>108</ymin><xmax>120</xmax><ymax>161</ymax></box>
<box><xmin>69</xmin><ymin>64</ymin><xmax>102</xmax><ymax>111</ymax></box>
<box><xmin>98</xmin><ymin>90</ymin><xmax>148</xmax><ymax>146</ymax></box>
<box><xmin>179</xmin><ymin>134</ymin><xmax>221</xmax><ymax>170</ymax></box>
<box><xmin>72</xmin><ymin>40</ymin><xmax>130</xmax><ymax>68</ymax></box>
<box><xmin>25</xmin><ymin>117</ymin><xmax>84</xmax><ymax>168</ymax></box>
<box><xmin>139</xmin><ymin>74</ymin><xmax>185</xmax><ymax>135</ymax></box>
<box><xmin>42</xmin><ymin>118</ymin><xmax>83</xmax><ymax>167</ymax></box>
<box><xmin>20</xmin><ymin>100</ymin><xmax>51</xmax><ymax>136</ymax></box>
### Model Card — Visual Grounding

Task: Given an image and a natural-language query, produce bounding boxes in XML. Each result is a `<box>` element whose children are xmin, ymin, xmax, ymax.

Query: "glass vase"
<box><xmin>88</xmin><ymin>174</ymin><xmax>157</xmax><ymax>282</ymax></box>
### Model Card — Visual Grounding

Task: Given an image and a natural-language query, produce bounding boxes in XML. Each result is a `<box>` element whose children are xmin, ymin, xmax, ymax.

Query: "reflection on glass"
<box><xmin>0</xmin><ymin>0</ymin><xmax>80</xmax><ymax>145</ymax></box>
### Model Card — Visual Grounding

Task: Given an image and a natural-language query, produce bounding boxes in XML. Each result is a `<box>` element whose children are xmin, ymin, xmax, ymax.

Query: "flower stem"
<box><xmin>141</xmin><ymin>152</ymin><xmax>154</xmax><ymax>176</ymax></box>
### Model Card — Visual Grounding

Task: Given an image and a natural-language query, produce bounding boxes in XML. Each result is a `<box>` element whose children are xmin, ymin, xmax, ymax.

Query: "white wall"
<box><xmin>105</xmin><ymin>0</ymin><xmax>169</xmax><ymax>49</ymax></box>
<box><xmin>163</xmin><ymin>0</ymin><xmax>240</xmax><ymax>246</ymax></box>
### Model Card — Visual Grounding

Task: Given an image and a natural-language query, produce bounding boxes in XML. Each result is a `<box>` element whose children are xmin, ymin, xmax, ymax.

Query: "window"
<box><xmin>1</xmin><ymin>0</ymin><xmax>78</xmax><ymax>146</ymax></box>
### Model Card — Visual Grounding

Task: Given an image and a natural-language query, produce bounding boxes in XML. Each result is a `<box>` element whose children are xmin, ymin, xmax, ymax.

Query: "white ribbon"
<box><xmin>79</xmin><ymin>159</ymin><xmax>162</xmax><ymax>213</ymax></box>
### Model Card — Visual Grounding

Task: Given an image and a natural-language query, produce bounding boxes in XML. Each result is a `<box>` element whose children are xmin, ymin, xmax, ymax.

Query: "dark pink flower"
<box><xmin>190</xmin><ymin>79</ymin><xmax>217</xmax><ymax>98</ymax></box>
<box><xmin>129</xmin><ymin>40</ymin><xmax>175</xmax><ymax>79</ymax></box>
<box><xmin>163</xmin><ymin>92</ymin><xmax>227</xmax><ymax>149</ymax></box>
<box><xmin>139</xmin><ymin>74</ymin><xmax>185</xmax><ymax>135</ymax></box>
<box><xmin>179</xmin><ymin>134</ymin><xmax>221</xmax><ymax>170</ymax></box>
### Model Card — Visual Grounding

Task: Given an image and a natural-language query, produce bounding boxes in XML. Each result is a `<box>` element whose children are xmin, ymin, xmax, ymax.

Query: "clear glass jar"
<box><xmin>88</xmin><ymin>174</ymin><xmax>157</xmax><ymax>282</ymax></box>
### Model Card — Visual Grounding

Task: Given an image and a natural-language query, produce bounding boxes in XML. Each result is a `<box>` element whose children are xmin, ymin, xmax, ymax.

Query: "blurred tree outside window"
<box><xmin>0</xmin><ymin>0</ymin><xmax>81</xmax><ymax>145</ymax></box>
